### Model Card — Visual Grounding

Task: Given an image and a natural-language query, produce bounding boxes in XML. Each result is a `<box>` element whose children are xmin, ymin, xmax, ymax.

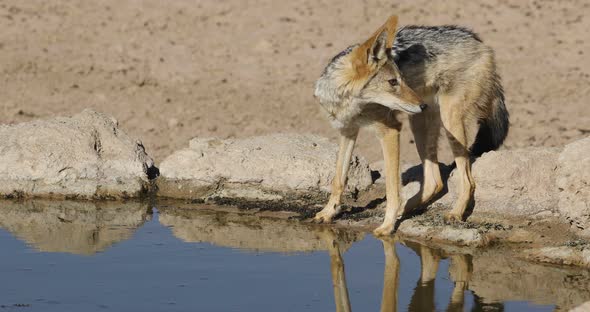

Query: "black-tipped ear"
<box><xmin>368</xmin><ymin>29</ymin><xmax>388</xmax><ymax>65</ymax></box>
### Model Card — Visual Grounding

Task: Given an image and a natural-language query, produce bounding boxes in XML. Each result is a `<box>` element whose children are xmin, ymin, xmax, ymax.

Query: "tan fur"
<box><xmin>332</xmin><ymin>16</ymin><xmax>404</xmax><ymax>98</ymax></box>
<box><xmin>314</xmin><ymin>16</ymin><xmax>507</xmax><ymax>232</ymax></box>
<box><xmin>332</xmin><ymin>54</ymin><xmax>374</xmax><ymax>97</ymax></box>
<box><xmin>405</xmin><ymin>107</ymin><xmax>445</xmax><ymax>213</ymax></box>
<box><xmin>313</xmin><ymin>130</ymin><xmax>358</xmax><ymax>222</ymax></box>
<box><xmin>373</xmin><ymin>121</ymin><xmax>402</xmax><ymax>236</ymax></box>
<box><xmin>407</xmin><ymin>62</ymin><xmax>496</xmax><ymax>221</ymax></box>
<box><xmin>313</xmin><ymin>16</ymin><xmax>424</xmax><ymax>232</ymax></box>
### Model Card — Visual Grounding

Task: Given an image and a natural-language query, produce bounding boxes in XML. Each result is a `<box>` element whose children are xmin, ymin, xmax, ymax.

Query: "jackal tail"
<box><xmin>470</xmin><ymin>78</ymin><xmax>509</xmax><ymax>157</ymax></box>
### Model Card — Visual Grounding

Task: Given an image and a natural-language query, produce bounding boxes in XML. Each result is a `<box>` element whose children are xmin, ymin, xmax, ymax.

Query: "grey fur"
<box><xmin>392</xmin><ymin>25</ymin><xmax>509</xmax><ymax>154</ymax></box>
<box><xmin>314</xmin><ymin>22</ymin><xmax>510</xmax><ymax>227</ymax></box>
<box><xmin>316</xmin><ymin>25</ymin><xmax>509</xmax><ymax>154</ymax></box>
<box><xmin>315</xmin><ymin>44</ymin><xmax>358</xmax><ymax>104</ymax></box>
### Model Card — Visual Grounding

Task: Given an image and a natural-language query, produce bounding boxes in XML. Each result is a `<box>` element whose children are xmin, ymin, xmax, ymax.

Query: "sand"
<box><xmin>1</xmin><ymin>0</ymin><xmax>588</xmax><ymax>163</ymax></box>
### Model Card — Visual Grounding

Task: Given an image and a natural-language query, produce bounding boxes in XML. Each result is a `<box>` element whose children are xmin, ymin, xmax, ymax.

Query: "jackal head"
<box><xmin>315</xmin><ymin>16</ymin><xmax>425</xmax><ymax>128</ymax></box>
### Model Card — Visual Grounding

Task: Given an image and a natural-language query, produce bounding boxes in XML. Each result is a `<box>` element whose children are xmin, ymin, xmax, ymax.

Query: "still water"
<box><xmin>0</xmin><ymin>201</ymin><xmax>588</xmax><ymax>311</ymax></box>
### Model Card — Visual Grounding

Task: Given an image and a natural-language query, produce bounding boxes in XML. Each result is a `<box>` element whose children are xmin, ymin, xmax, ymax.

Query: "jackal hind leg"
<box><xmin>313</xmin><ymin>129</ymin><xmax>358</xmax><ymax>223</ymax></box>
<box><xmin>404</xmin><ymin>108</ymin><xmax>443</xmax><ymax>215</ymax></box>
<box><xmin>440</xmin><ymin>94</ymin><xmax>475</xmax><ymax>222</ymax></box>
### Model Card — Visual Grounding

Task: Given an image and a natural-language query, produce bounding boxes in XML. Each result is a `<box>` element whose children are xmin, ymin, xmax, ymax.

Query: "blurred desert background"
<box><xmin>1</xmin><ymin>0</ymin><xmax>588</xmax><ymax>164</ymax></box>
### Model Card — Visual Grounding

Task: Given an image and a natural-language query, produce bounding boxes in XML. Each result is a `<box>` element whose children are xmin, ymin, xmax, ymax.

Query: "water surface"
<box><xmin>0</xmin><ymin>201</ymin><xmax>588</xmax><ymax>311</ymax></box>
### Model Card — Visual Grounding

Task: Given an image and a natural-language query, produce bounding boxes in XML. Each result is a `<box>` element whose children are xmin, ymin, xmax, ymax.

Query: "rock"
<box><xmin>470</xmin><ymin>249</ymin><xmax>590</xmax><ymax>309</ymax></box>
<box><xmin>397</xmin><ymin>215</ymin><xmax>489</xmax><ymax>247</ymax></box>
<box><xmin>158</xmin><ymin>206</ymin><xmax>362</xmax><ymax>253</ymax></box>
<box><xmin>557</xmin><ymin>137</ymin><xmax>590</xmax><ymax>236</ymax></box>
<box><xmin>436</xmin><ymin>147</ymin><xmax>560</xmax><ymax>218</ymax></box>
<box><xmin>523</xmin><ymin>245</ymin><xmax>590</xmax><ymax>268</ymax></box>
<box><xmin>570</xmin><ymin>302</ymin><xmax>590</xmax><ymax>312</ymax></box>
<box><xmin>0</xmin><ymin>110</ymin><xmax>157</xmax><ymax>199</ymax></box>
<box><xmin>157</xmin><ymin>134</ymin><xmax>373</xmax><ymax>201</ymax></box>
<box><xmin>0</xmin><ymin>200</ymin><xmax>150</xmax><ymax>255</ymax></box>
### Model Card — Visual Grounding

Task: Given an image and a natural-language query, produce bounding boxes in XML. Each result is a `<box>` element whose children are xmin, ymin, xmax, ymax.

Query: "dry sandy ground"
<box><xmin>1</xmin><ymin>0</ymin><xmax>589</xmax><ymax>164</ymax></box>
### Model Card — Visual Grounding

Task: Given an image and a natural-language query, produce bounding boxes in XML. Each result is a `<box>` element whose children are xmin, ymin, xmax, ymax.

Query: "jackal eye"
<box><xmin>388</xmin><ymin>78</ymin><xmax>398</xmax><ymax>87</ymax></box>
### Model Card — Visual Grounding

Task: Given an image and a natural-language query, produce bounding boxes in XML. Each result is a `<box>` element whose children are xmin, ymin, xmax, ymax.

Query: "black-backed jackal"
<box><xmin>313</xmin><ymin>16</ymin><xmax>509</xmax><ymax>236</ymax></box>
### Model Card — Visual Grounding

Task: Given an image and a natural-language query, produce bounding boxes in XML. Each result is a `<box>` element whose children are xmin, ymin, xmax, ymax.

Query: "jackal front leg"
<box><xmin>374</xmin><ymin>125</ymin><xmax>402</xmax><ymax>236</ymax></box>
<box><xmin>313</xmin><ymin>129</ymin><xmax>358</xmax><ymax>223</ymax></box>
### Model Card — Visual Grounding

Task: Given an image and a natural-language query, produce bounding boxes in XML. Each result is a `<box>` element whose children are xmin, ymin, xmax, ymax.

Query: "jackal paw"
<box><xmin>312</xmin><ymin>209</ymin><xmax>338</xmax><ymax>223</ymax></box>
<box><xmin>444</xmin><ymin>212</ymin><xmax>463</xmax><ymax>223</ymax></box>
<box><xmin>373</xmin><ymin>222</ymin><xmax>395</xmax><ymax>237</ymax></box>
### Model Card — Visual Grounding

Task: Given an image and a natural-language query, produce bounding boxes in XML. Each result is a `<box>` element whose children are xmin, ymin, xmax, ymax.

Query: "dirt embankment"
<box><xmin>1</xmin><ymin>1</ymin><xmax>589</xmax><ymax>163</ymax></box>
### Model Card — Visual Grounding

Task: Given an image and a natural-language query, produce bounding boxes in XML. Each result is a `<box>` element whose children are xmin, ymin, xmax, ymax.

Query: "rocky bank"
<box><xmin>0</xmin><ymin>110</ymin><xmax>157</xmax><ymax>199</ymax></box>
<box><xmin>1</xmin><ymin>111</ymin><xmax>589</xmax><ymax>268</ymax></box>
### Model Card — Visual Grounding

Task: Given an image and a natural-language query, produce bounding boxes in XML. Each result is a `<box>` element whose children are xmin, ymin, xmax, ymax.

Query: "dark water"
<box><xmin>0</xmin><ymin>201</ymin><xmax>588</xmax><ymax>312</ymax></box>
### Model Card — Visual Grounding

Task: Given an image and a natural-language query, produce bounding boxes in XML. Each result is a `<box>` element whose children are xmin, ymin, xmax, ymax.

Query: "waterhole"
<box><xmin>0</xmin><ymin>201</ymin><xmax>588</xmax><ymax>311</ymax></box>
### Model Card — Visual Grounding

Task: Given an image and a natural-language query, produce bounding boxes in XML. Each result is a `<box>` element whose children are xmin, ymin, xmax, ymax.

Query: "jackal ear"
<box><xmin>366</xmin><ymin>15</ymin><xmax>398</xmax><ymax>65</ymax></box>
<box><xmin>383</xmin><ymin>15</ymin><xmax>399</xmax><ymax>48</ymax></box>
<box><xmin>368</xmin><ymin>29</ymin><xmax>388</xmax><ymax>65</ymax></box>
